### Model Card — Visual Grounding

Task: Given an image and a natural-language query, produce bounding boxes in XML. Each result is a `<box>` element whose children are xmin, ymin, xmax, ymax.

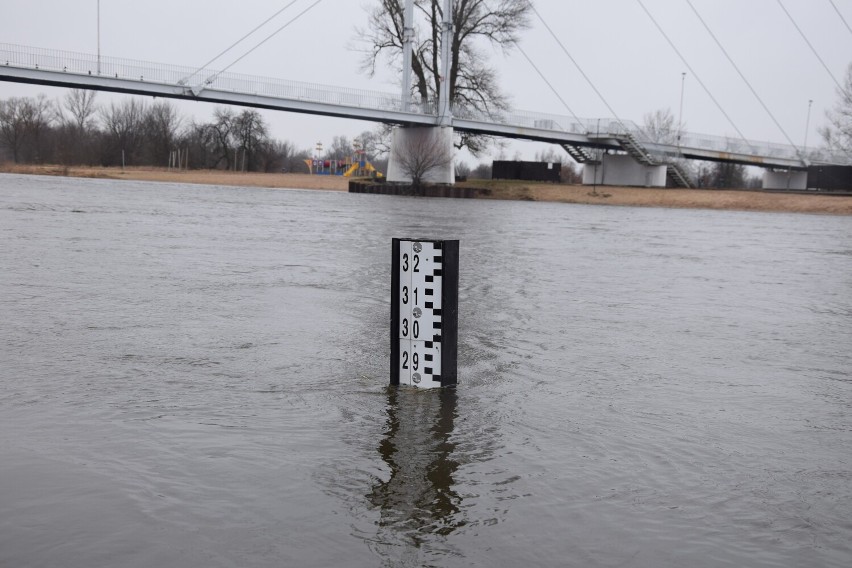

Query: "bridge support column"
<box><xmin>387</xmin><ymin>126</ymin><xmax>455</xmax><ymax>185</ymax></box>
<box><xmin>763</xmin><ymin>170</ymin><xmax>807</xmax><ymax>190</ymax></box>
<box><xmin>582</xmin><ymin>154</ymin><xmax>667</xmax><ymax>187</ymax></box>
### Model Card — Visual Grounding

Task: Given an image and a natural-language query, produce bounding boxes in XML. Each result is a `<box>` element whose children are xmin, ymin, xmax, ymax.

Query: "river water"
<box><xmin>1</xmin><ymin>174</ymin><xmax>851</xmax><ymax>567</ymax></box>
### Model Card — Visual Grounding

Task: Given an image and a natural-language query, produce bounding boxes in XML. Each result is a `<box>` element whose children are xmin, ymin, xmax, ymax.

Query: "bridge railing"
<box><xmin>643</xmin><ymin>130</ymin><xmax>851</xmax><ymax>166</ymax></box>
<box><xmin>456</xmin><ymin>102</ymin><xmax>852</xmax><ymax>166</ymax></box>
<box><xmin>451</xmin><ymin>105</ymin><xmax>636</xmax><ymax>137</ymax></box>
<box><xmin>0</xmin><ymin>43</ymin><xmax>436</xmax><ymax>116</ymax></box>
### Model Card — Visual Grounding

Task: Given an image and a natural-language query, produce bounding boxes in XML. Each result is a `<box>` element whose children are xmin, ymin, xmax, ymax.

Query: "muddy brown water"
<box><xmin>2</xmin><ymin>174</ymin><xmax>851</xmax><ymax>567</ymax></box>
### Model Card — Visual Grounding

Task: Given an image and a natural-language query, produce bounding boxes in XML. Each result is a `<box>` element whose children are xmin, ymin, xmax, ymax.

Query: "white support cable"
<box><xmin>513</xmin><ymin>42</ymin><xmax>584</xmax><ymax>130</ymax></box>
<box><xmin>686</xmin><ymin>0</ymin><xmax>802</xmax><ymax>154</ymax></box>
<box><xmin>185</xmin><ymin>0</ymin><xmax>301</xmax><ymax>84</ymax></box>
<box><xmin>635</xmin><ymin>0</ymin><xmax>752</xmax><ymax>150</ymax></box>
<box><xmin>828</xmin><ymin>0</ymin><xmax>852</xmax><ymax>39</ymax></box>
<box><xmin>525</xmin><ymin>1</ymin><xmax>634</xmax><ymax>137</ymax></box>
<box><xmin>777</xmin><ymin>0</ymin><xmax>852</xmax><ymax>105</ymax></box>
<box><xmin>206</xmin><ymin>0</ymin><xmax>325</xmax><ymax>85</ymax></box>
<box><xmin>478</xmin><ymin>0</ymin><xmax>583</xmax><ymax>134</ymax></box>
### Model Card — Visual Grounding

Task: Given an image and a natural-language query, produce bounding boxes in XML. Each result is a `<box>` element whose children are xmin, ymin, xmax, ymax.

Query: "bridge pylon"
<box><xmin>387</xmin><ymin>0</ymin><xmax>455</xmax><ymax>186</ymax></box>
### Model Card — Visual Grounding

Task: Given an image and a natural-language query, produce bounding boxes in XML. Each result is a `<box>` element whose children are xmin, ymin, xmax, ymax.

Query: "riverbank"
<box><xmin>0</xmin><ymin>164</ymin><xmax>350</xmax><ymax>192</ymax></box>
<box><xmin>3</xmin><ymin>163</ymin><xmax>851</xmax><ymax>215</ymax></box>
<box><xmin>459</xmin><ymin>178</ymin><xmax>852</xmax><ymax>215</ymax></box>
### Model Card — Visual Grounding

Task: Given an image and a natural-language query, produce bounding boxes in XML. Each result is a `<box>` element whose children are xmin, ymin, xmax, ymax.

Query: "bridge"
<box><xmin>2</xmin><ymin>42</ymin><xmax>850</xmax><ymax>188</ymax></box>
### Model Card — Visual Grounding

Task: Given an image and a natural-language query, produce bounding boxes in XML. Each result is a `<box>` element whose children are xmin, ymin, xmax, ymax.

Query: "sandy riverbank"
<box><xmin>463</xmin><ymin>178</ymin><xmax>852</xmax><ymax>215</ymax></box>
<box><xmin>0</xmin><ymin>164</ymin><xmax>351</xmax><ymax>192</ymax></box>
<box><xmin>3</xmin><ymin>163</ymin><xmax>851</xmax><ymax>215</ymax></box>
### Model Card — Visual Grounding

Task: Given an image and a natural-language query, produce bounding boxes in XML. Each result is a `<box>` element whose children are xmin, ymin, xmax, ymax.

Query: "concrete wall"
<box><xmin>582</xmin><ymin>154</ymin><xmax>667</xmax><ymax>187</ymax></box>
<box><xmin>763</xmin><ymin>170</ymin><xmax>807</xmax><ymax>190</ymax></box>
<box><xmin>387</xmin><ymin>126</ymin><xmax>455</xmax><ymax>184</ymax></box>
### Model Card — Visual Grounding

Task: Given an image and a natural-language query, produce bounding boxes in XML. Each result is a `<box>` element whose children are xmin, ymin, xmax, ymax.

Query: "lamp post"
<box><xmin>803</xmin><ymin>99</ymin><xmax>813</xmax><ymax>155</ymax></box>
<box><xmin>677</xmin><ymin>72</ymin><xmax>686</xmax><ymax>149</ymax></box>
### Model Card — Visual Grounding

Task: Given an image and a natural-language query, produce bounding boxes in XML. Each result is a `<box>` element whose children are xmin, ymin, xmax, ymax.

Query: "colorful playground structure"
<box><xmin>304</xmin><ymin>156</ymin><xmax>384</xmax><ymax>177</ymax></box>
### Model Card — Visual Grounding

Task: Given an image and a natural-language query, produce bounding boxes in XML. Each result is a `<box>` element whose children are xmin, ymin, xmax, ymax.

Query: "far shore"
<box><xmin>2</xmin><ymin>163</ymin><xmax>851</xmax><ymax>215</ymax></box>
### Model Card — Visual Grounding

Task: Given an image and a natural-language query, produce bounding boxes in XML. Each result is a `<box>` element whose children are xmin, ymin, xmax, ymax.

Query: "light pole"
<box><xmin>677</xmin><ymin>72</ymin><xmax>686</xmax><ymax>148</ymax></box>
<box><xmin>803</xmin><ymin>99</ymin><xmax>813</xmax><ymax>155</ymax></box>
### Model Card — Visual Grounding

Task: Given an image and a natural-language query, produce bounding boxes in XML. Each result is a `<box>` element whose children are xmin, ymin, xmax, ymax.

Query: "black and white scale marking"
<box><xmin>391</xmin><ymin>239</ymin><xmax>458</xmax><ymax>388</ymax></box>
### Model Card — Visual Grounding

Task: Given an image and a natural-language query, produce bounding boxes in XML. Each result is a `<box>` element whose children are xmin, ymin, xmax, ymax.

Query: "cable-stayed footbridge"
<box><xmin>1</xmin><ymin>42</ymin><xmax>849</xmax><ymax>186</ymax></box>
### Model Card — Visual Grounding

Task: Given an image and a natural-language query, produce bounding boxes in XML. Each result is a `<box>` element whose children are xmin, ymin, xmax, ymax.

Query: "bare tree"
<box><xmin>233</xmin><ymin>110</ymin><xmax>269</xmax><ymax>171</ymax></box>
<box><xmin>208</xmin><ymin>107</ymin><xmax>236</xmax><ymax>170</ymax></box>
<box><xmin>642</xmin><ymin>107</ymin><xmax>697</xmax><ymax>187</ymax></box>
<box><xmin>100</xmin><ymin>98</ymin><xmax>146</xmax><ymax>166</ymax></box>
<box><xmin>1</xmin><ymin>94</ymin><xmax>57</xmax><ymax>164</ymax></box>
<box><xmin>708</xmin><ymin>161</ymin><xmax>746</xmax><ymax>189</ymax></box>
<box><xmin>58</xmin><ymin>90</ymin><xmax>99</xmax><ymax>164</ymax></box>
<box><xmin>143</xmin><ymin>100</ymin><xmax>183</xmax><ymax>166</ymax></box>
<box><xmin>63</xmin><ymin>90</ymin><xmax>98</xmax><ymax>135</ymax></box>
<box><xmin>257</xmin><ymin>139</ymin><xmax>309</xmax><ymax>173</ymax></box>
<box><xmin>359</xmin><ymin>0</ymin><xmax>531</xmax><ymax>154</ymax></box>
<box><xmin>394</xmin><ymin>128</ymin><xmax>453</xmax><ymax>186</ymax></box>
<box><xmin>27</xmin><ymin>95</ymin><xmax>56</xmax><ymax>163</ymax></box>
<box><xmin>181</xmin><ymin>120</ymin><xmax>218</xmax><ymax>169</ymax></box>
<box><xmin>455</xmin><ymin>160</ymin><xmax>471</xmax><ymax>178</ymax></box>
<box><xmin>0</xmin><ymin>97</ymin><xmax>29</xmax><ymax>163</ymax></box>
<box><xmin>642</xmin><ymin>108</ymin><xmax>683</xmax><ymax>145</ymax></box>
<box><xmin>358</xmin><ymin>127</ymin><xmax>392</xmax><ymax>158</ymax></box>
<box><xmin>0</xmin><ymin>95</ymin><xmax>57</xmax><ymax>164</ymax></box>
<box><xmin>820</xmin><ymin>62</ymin><xmax>852</xmax><ymax>157</ymax></box>
<box><xmin>325</xmin><ymin>135</ymin><xmax>354</xmax><ymax>161</ymax></box>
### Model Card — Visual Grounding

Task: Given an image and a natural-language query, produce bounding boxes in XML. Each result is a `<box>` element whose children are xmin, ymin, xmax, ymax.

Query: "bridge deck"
<box><xmin>2</xmin><ymin>43</ymin><xmax>849</xmax><ymax>170</ymax></box>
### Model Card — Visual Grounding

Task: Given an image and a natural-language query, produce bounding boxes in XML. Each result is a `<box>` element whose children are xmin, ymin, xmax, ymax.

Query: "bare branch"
<box><xmin>357</xmin><ymin>0</ymin><xmax>531</xmax><ymax>152</ymax></box>
<box><xmin>821</xmin><ymin>62</ymin><xmax>852</xmax><ymax>157</ymax></box>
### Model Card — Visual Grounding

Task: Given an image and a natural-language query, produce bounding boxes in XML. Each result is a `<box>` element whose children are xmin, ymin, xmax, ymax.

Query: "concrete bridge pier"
<box><xmin>387</xmin><ymin>126</ymin><xmax>456</xmax><ymax>185</ymax></box>
<box><xmin>582</xmin><ymin>154</ymin><xmax>667</xmax><ymax>187</ymax></box>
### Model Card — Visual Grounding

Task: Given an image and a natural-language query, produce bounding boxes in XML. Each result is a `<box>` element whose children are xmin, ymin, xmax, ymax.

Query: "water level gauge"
<box><xmin>391</xmin><ymin>239</ymin><xmax>458</xmax><ymax>388</ymax></box>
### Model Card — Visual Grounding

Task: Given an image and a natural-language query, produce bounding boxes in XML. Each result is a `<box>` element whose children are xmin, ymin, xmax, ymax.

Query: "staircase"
<box><xmin>666</xmin><ymin>161</ymin><xmax>693</xmax><ymax>188</ymax></box>
<box><xmin>616</xmin><ymin>132</ymin><xmax>656</xmax><ymax>165</ymax></box>
<box><xmin>560</xmin><ymin>143</ymin><xmax>598</xmax><ymax>164</ymax></box>
<box><xmin>616</xmin><ymin>132</ymin><xmax>693</xmax><ymax>188</ymax></box>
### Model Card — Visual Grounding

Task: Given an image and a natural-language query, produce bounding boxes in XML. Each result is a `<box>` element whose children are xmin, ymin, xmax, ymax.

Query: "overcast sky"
<box><xmin>2</xmin><ymin>0</ymin><xmax>850</xmax><ymax>164</ymax></box>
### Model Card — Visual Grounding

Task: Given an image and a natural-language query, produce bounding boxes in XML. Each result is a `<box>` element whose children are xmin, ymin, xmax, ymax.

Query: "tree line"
<box><xmin>0</xmin><ymin>90</ymin><xmax>387</xmax><ymax>174</ymax></box>
<box><xmin>0</xmin><ymin>89</ymin><xmax>756</xmax><ymax>188</ymax></box>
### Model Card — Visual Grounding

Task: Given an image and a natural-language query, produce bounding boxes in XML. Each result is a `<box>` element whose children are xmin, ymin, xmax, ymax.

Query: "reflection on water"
<box><xmin>368</xmin><ymin>387</ymin><xmax>462</xmax><ymax>560</ymax></box>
